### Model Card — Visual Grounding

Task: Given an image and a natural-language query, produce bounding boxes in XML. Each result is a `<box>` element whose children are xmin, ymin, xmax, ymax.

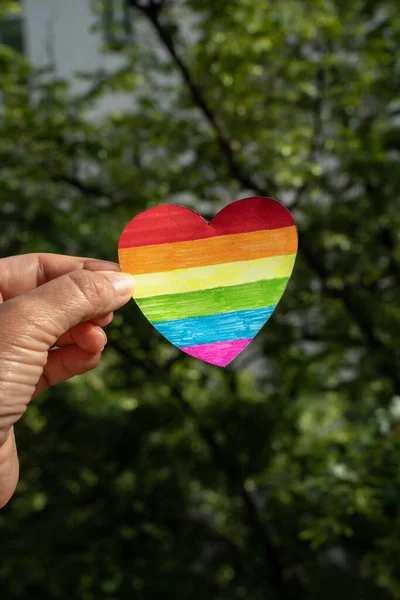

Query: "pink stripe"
<box><xmin>181</xmin><ymin>339</ymin><xmax>252</xmax><ymax>367</ymax></box>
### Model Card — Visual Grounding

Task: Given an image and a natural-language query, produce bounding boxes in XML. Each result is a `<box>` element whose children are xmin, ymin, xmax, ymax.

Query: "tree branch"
<box><xmin>300</xmin><ymin>238</ymin><xmax>400</xmax><ymax>389</ymax></box>
<box><xmin>132</xmin><ymin>3</ymin><xmax>400</xmax><ymax>395</ymax></box>
<box><xmin>165</xmin><ymin>372</ymin><xmax>302</xmax><ymax>599</ymax></box>
<box><xmin>131</xmin><ymin>0</ymin><xmax>272</xmax><ymax>196</ymax></box>
<box><xmin>113</xmin><ymin>345</ymin><xmax>288</xmax><ymax>594</ymax></box>
<box><xmin>49</xmin><ymin>173</ymin><xmax>115</xmax><ymax>201</ymax></box>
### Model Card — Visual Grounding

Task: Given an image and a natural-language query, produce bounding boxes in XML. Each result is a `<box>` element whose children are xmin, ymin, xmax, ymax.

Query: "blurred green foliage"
<box><xmin>0</xmin><ymin>0</ymin><xmax>400</xmax><ymax>598</ymax></box>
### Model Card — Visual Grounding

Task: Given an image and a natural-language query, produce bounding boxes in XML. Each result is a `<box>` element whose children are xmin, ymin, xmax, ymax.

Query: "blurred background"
<box><xmin>0</xmin><ymin>0</ymin><xmax>400</xmax><ymax>598</ymax></box>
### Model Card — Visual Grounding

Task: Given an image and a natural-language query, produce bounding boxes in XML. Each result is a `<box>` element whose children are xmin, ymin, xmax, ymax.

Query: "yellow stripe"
<box><xmin>133</xmin><ymin>254</ymin><xmax>296</xmax><ymax>299</ymax></box>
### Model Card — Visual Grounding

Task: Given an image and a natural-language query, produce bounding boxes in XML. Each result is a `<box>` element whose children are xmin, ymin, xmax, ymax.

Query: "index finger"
<box><xmin>0</xmin><ymin>253</ymin><xmax>120</xmax><ymax>301</ymax></box>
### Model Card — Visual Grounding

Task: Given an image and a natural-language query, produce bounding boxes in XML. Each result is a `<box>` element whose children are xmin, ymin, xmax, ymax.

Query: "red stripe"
<box><xmin>118</xmin><ymin>197</ymin><xmax>294</xmax><ymax>249</ymax></box>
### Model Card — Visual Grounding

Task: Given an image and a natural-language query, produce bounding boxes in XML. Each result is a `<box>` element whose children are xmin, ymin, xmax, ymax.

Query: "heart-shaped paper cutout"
<box><xmin>118</xmin><ymin>197</ymin><xmax>297</xmax><ymax>367</ymax></box>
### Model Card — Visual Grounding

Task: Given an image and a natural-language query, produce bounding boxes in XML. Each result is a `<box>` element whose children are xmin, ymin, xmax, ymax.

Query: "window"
<box><xmin>102</xmin><ymin>0</ymin><xmax>133</xmax><ymax>44</ymax></box>
<box><xmin>0</xmin><ymin>1</ymin><xmax>24</xmax><ymax>54</ymax></box>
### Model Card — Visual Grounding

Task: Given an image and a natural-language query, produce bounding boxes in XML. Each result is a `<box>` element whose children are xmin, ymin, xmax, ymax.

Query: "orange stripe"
<box><xmin>119</xmin><ymin>226</ymin><xmax>297</xmax><ymax>275</ymax></box>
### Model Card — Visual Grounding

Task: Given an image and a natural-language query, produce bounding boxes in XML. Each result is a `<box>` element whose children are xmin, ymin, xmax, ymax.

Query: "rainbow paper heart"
<box><xmin>118</xmin><ymin>197</ymin><xmax>297</xmax><ymax>367</ymax></box>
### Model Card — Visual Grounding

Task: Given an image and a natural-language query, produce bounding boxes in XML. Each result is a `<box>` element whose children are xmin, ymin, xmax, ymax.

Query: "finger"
<box><xmin>0</xmin><ymin>253</ymin><xmax>120</xmax><ymax>301</ymax></box>
<box><xmin>90</xmin><ymin>312</ymin><xmax>114</xmax><ymax>327</ymax></box>
<box><xmin>34</xmin><ymin>347</ymin><xmax>102</xmax><ymax>396</ymax></box>
<box><xmin>2</xmin><ymin>270</ymin><xmax>135</xmax><ymax>350</ymax></box>
<box><xmin>0</xmin><ymin>270</ymin><xmax>134</xmax><ymax>439</ymax></box>
<box><xmin>0</xmin><ymin>427</ymin><xmax>19</xmax><ymax>509</ymax></box>
<box><xmin>55</xmin><ymin>323</ymin><xmax>107</xmax><ymax>353</ymax></box>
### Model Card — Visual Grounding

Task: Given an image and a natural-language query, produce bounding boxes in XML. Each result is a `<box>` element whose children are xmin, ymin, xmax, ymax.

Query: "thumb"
<box><xmin>3</xmin><ymin>270</ymin><xmax>135</xmax><ymax>348</ymax></box>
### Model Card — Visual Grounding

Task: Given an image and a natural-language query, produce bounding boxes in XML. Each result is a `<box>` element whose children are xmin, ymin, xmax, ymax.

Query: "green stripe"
<box><xmin>136</xmin><ymin>277</ymin><xmax>289</xmax><ymax>322</ymax></box>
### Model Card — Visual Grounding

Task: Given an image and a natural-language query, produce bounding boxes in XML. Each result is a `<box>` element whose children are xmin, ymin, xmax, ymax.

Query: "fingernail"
<box><xmin>104</xmin><ymin>272</ymin><xmax>135</xmax><ymax>295</ymax></box>
<box><xmin>95</xmin><ymin>326</ymin><xmax>107</xmax><ymax>346</ymax></box>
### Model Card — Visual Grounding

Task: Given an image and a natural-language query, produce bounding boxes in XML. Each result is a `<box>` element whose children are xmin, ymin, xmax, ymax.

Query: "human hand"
<box><xmin>0</xmin><ymin>253</ymin><xmax>135</xmax><ymax>508</ymax></box>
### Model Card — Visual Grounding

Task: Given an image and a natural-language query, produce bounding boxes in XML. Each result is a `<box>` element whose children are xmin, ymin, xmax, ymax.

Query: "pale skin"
<box><xmin>0</xmin><ymin>254</ymin><xmax>135</xmax><ymax>509</ymax></box>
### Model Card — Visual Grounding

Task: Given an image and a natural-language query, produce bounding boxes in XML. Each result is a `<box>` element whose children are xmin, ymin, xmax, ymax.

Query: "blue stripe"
<box><xmin>152</xmin><ymin>306</ymin><xmax>276</xmax><ymax>347</ymax></box>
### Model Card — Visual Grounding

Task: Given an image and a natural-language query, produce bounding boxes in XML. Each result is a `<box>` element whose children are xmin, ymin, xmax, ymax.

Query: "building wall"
<box><xmin>22</xmin><ymin>0</ymin><xmax>135</xmax><ymax>116</ymax></box>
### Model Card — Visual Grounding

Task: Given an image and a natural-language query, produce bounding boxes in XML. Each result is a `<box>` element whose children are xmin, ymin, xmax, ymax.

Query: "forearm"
<box><xmin>0</xmin><ymin>428</ymin><xmax>19</xmax><ymax>509</ymax></box>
